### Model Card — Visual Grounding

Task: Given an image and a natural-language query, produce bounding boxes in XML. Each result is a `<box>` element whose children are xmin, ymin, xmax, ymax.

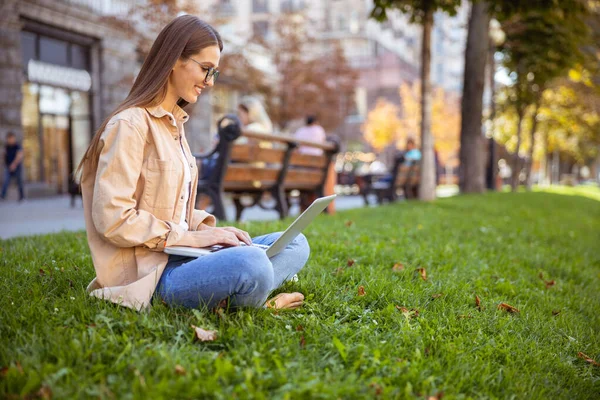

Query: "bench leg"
<box><xmin>233</xmin><ymin>197</ymin><xmax>245</xmax><ymax>222</ymax></box>
<box><xmin>274</xmin><ymin>188</ymin><xmax>288</xmax><ymax>220</ymax></box>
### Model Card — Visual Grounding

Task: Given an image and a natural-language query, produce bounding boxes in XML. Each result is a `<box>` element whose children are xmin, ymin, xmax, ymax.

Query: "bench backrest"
<box><xmin>196</xmin><ymin>116</ymin><xmax>339</xmax><ymax>193</ymax></box>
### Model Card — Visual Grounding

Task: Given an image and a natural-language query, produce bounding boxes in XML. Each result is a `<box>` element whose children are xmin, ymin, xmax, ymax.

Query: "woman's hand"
<box><xmin>170</xmin><ymin>224</ymin><xmax>252</xmax><ymax>248</ymax></box>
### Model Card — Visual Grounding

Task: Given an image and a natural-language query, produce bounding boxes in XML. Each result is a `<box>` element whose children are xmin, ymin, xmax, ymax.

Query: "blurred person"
<box><xmin>402</xmin><ymin>137</ymin><xmax>422</xmax><ymax>166</ymax></box>
<box><xmin>1</xmin><ymin>131</ymin><xmax>25</xmax><ymax>201</ymax></box>
<box><xmin>236</xmin><ymin>95</ymin><xmax>273</xmax><ymax>144</ymax></box>
<box><xmin>76</xmin><ymin>16</ymin><xmax>306</xmax><ymax>312</ymax></box>
<box><xmin>293</xmin><ymin>115</ymin><xmax>326</xmax><ymax>155</ymax></box>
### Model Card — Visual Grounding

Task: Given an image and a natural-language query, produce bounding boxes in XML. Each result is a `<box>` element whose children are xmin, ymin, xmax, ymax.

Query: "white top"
<box><xmin>178</xmin><ymin>139</ymin><xmax>191</xmax><ymax>231</ymax></box>
<box><xmin>293</xmin><ymin>125</ymin><xmax>326</xmax><ymax>155</ymax></box>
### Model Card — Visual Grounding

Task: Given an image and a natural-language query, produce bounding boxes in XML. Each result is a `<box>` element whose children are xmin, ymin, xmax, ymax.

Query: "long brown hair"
<box><xmin>76</xmin><ymin>15</ymin><xmax>223</xmax><ymax>176</ymax></box>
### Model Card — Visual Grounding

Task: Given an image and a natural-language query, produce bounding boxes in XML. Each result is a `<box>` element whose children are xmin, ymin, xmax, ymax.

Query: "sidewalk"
<box><xmin>0</xmin><ymin>187</ymin><xmax>458</xmax><ymax>239</ymax></box>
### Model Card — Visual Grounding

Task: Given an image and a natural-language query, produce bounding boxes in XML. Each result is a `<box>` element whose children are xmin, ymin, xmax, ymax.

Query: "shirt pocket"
<box><xmin>144</xmin><ymin>158</ymin><xmax>178</xmax><ymax>210</ymax></box>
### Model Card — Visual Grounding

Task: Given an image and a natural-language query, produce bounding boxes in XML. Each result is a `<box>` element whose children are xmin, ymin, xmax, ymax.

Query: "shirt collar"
<box><xmin>145</xmin><ymin>104</ymin><xmax>189</xmax><ymax>124</ymax></box>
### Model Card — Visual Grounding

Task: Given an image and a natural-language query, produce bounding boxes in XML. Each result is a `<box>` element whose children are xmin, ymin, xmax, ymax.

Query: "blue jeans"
<box><xmin>1</xmin><ymin>165</ymin><xmax>24</xmax><ymax>200</ymax></box>
<box><xmin>155</xmin><ymin>232</ymin><xmax>310</xmax><ymax>309</ymax></box>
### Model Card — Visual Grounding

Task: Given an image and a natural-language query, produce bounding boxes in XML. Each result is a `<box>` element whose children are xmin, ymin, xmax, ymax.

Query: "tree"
<box><xmin>372</xmin><ymin>0</ymin><xmax>463</xmax><ymax>201</ymax></box>
<box><xmin>498</xmin><ymin>2</ymin><xmax>591</xmax><ymax>190</ymax></box>
<box><xmin>362</xmin><ymin>99</ymin><xmax>403</xmax><ymax>152</ymax></box>
<box><xmin>460</xmin><ymin>1</ymin><xmax>489</xmax><ymax>193</ymax></box>
<box><xmin>268</xmin><ymin>15</ymin><xmax>358</xmax><ymax>132</ymax></box>
<box><xmin>396</xmin><ymin>82</ymin><xmax>460</xmax><ymax>166</ymax></box>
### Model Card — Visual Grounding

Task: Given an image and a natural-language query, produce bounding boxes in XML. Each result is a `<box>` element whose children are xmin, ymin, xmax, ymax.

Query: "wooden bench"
<box><xmin>195</xmin><ymin>115</ymin><xmax>339</xmax><ymax>221</ymax></box>
<box><xmin>359</xmin><ymin>154</ymin><xmax>420</xmax><ymax>205</ymax></box>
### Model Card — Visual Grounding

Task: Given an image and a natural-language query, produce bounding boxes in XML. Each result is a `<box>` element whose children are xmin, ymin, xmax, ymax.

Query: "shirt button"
<box><xmin>173</xmin><ymin>137</ymin><xmax>177</xmax><ymax>141</ymax></box>
<box><xmin>180</xmin><ymin>195</ymin><xmax>184</xmax><ymax>200</ymax></box>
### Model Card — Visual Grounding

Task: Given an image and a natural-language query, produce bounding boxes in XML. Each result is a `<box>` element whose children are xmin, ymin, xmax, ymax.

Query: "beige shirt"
<box><xmin>81</xmin><ymin>105</ymin><xmax>216</xmax><ymax>311</ymax></box>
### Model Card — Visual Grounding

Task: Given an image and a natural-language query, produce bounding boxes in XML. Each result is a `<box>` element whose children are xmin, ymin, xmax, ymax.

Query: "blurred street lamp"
<box><xmin>486</xmin><ymin>19</ymin><xmax>505</xmax><ymax>190</ymax></box>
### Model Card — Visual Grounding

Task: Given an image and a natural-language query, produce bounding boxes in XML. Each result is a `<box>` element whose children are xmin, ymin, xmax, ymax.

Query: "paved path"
<box><xmin>0</xmin><ymin>187</ymin><xmax>458</xmax><ymax>239</ymax></box>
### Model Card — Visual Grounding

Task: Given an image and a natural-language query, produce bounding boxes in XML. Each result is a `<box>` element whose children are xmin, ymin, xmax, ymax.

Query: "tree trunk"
<box><xmin>419</xmin><ymin>8</ymin><xmax>436</xmax><ymax>201</ymax></box>
<box><xmin>460</xmin><ymin>1</ymin><xmax>490</xmax><ymax>194</ymax></box>
<box><xmin>511</xmin><ymin>106</ymin><xmax>525</xmax><ymax>191</ymax></box>
<box><xmin>525</xmin><ymin>99</ymin><xmax>541</xmax><ymax>191</ymax></box>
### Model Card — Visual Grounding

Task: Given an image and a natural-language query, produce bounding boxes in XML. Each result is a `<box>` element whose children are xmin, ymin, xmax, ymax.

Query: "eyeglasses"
<box><xmin>189</xmin><ymin>58</ymin><xmax>219</xmax><ymax>84</ymax></box>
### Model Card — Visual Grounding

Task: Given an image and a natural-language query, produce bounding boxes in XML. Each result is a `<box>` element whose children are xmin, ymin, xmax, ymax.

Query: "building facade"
<box><xmin>0</xmin><ymin>0</ymin><xmax>216</xmax><ymax>198</ymax></box>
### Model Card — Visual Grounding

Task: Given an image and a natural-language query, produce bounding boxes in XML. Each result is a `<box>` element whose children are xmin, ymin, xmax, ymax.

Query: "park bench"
<box><xmin>359</xmin><ymin>154</ymin><xmax>420</xmax><ymax>205</ymax></box>
<box><xmin>194</xmin><ymin>115</ymin><xmax>340</xmax><ymax>221</ymax></box>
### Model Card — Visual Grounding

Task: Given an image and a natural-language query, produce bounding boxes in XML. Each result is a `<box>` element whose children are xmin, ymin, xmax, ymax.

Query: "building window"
<box><xmin>252</xmin><ymin>20</ymin><xmax>270</xmax><ymax>38</ymax></box>
<box><xmin>252</xmin><ymin>0</ymin><xmax>268</xmax><ymax>13</ymax></box>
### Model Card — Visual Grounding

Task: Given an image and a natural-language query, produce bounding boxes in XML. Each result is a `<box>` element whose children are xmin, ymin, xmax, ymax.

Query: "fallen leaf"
<box><xmin>539</xmin><ymin>272</ymin><xmax>556</xmax><ymax>289</ymax></box>
<box><xmin>191</xmin><ymin>325</ymin><xmax>217</xmax><ymax>342</ymax></box>
<box><xmin>345</xmin><ymin>220</ymin><xmax>354</xmax><ymax>227</ymax></box>
<box><xmin>300</xmin><ymin>335</ymin><xmax>306</xmax><ymax>348</ymax></box>
<box><xmin>428</xmin><ymin>393</ymin><xmax>444</xmax><ymax>400</ymax></box>
<box><xmin>347</xmin><ymin>259</ymin><xmax>355</xmax><ymax>267</ymax></box>
<box><xmin>174</xmin><ymin>365</ymin><xmax>186</xmax><ymax>376</ymax></box>
<box><xmin>296</xmin><ymin>325</ymin><xmax>304</xmax><ymax>331</ymax></box>
<box><xmin>392</xmin><ymin>263</ymin><xmax>405</xmax><ymax>272</ymax></box>
<box><xmin>333</xmin><ymin>267</ymin><xmax>345</xmax><ymax>275</ymax></box>
<box><xmin>357</xmin><ymin>286</ymin><xmax>366</xmax><ymax>296</ymax></box>
<box><xmin>39</xmin><ymin>269</ymin><xmax>46</xmax><ymax>276</ymax></box>
<box><xmin>0</xmin><ymin>366</ymin><xmax>8</xmax><ymax>377</ymax></box>
<box><xmin>37</xmin><ymin>385</ymin><xmax>52</xmax><ymax>400</ymax></box>
<box><xmin>417</xmin><ymin>268</ymin><xmax>427</xmax><ymax>281</ymax></box>
<box><xmin>545</xmin><ymin>280</ymin><xmax>556</xmax><ymax>289</ymax></box>
<box><xmin>577</xmin><ymin>352</ymin><xmax>600</xmax><ymax>367</ymax></box>
<box><xmin>369</xmin><ymin>383</ymin><xmax>383</xmax><ymax>396</ymax></box>
<box><xmin>475</xmin><ymin>295</ymin><xmax>482</xmax><ymax>311</ymax></box>
<box><xmin>395</xmin><ymin>305</ymin><xmax>419</xmax><ymax>318</ymax></box>
<box><xmin>15</xmin><ymin>361</ymin><xmax>23</xmax><ymax>374</ymax></box>
<box><xmin>431</xmin><ymin>293</ymin><xmax>443</xmax><ymax>299</ymax></box>
<box><xmin>497</xmin><ymin>303</ymin><xmax>520</xmax><ymax>313</ymax></box>
<box><xmin>68</xmin><ymin>280</ymin><xmax>74</xmax><ymax>288</ymax></box>
<box><xmin>552</xmin><ymin>310</ymin><xmax>561</xmax><ymax>316</ymax></box>
<box><xmin>457</xmin><ymin>314</ymin><xmax>473</xmax><ymax>319</ymax></box>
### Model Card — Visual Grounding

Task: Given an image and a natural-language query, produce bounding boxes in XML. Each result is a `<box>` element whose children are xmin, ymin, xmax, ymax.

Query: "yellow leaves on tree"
<box><xmin>361</xmin><ymin>82</ymin><xmax>460</xmax><ymax>165</ymax></box>
<box><xmin>362</xmin><ymin>99</ymin><xmax>403</xmax><ymax>152</ymax></box>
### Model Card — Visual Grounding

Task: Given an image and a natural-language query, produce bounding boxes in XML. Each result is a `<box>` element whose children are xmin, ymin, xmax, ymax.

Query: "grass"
<box><xmin>1</xmin><ymin>187</ymin><xmax>600</xmax><ymax>399</ymax></box>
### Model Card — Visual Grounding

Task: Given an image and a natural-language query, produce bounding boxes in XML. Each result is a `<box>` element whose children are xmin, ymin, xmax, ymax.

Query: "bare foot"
<box><xmin>266</xmin><ymin>292</ymin><xmax>304</xmax><ymax>309</ymax></box>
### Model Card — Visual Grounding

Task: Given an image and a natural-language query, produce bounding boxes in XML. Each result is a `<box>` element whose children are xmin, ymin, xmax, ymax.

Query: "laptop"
<box><xmin>164</xmin><ymin>194</ymin><xmax>336</xmax><ymax>259</ymax></box>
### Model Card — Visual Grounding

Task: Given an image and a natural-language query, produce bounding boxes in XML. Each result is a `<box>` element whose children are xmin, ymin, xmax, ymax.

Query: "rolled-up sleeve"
<box><xmin>190</xmin><ymin>209</ymin><xmax>217</xmax><ymax>231</ymax></box>
<box><xmin>91</xmin><ymin>119</ymin><xmax>184</xmax><ymax>250</ymax></box>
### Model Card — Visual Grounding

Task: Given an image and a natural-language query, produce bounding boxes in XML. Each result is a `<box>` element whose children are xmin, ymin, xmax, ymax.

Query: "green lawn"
<box><xmin>1</xmin><ymin>188</ymin><xmax>600</xmax><ymax>399</ymax></box>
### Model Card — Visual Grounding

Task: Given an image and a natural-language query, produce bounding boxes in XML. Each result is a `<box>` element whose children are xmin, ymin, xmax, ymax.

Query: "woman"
<box><xmin>77</xmin><ymin>16</ymin><xmax>307</xmax><ymax>311</ymax></box>
<box><xmin>237</xmin><ymin>95</ymin><xmax>273</xmax><ymax>134</ymax></box>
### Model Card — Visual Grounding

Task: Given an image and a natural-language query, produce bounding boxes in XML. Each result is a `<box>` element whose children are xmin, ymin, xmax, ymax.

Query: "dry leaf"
<box><xmin>37</xmin><ymin>385</ymin><xmax>52</xmax><ymax>400</ymax></box>
<box><xmin>300</xmin><ymin>335</ymin><xmax>306</xmax><ymax>348</ymax></box>
<box><xmin>539</xmin><ymin>272</ymin><xmax>556</xmax><ymax>289</ymax></box>
<box><xmin>296</xmin><ymin>325</ymin><xmax>304</xmax><ymax>331</ymax></box>
<box><xmin>369</xmin><ymin>383</ymin><xmax>383</xmax><ymax>396</ymax></box>
<box><xmin>427</xmin><ymin>393</ymin><xmax>444</xmax><ymax>400</ymax></box>
<box><xmin>392</xmin><ymin>263</ymin><xmax>405</xmax><ymax>272</ymax></box>
<box><xmin>497</xmin><ymin>303</ymin><xmax>520</xmax><ymax>313</ymax></box>
<box><xmin>552</xmin><ymin>310</ymin><xmax>561</xmax><ymax>316</ymax></box>
<box><xmin>357</xmin><ymin>286</ymin><xmax>366</xmax><ymax>296</ymax></box>
<box><xmin>15</xmin><ymin>361</ymin><xmax>23</xmax><ymax>374</ymax></box>
<box><xmin>544</xmin><ymin>280</ymin><xmax>556</xmax><ymax>289</ymax></box>
<box><xmin>577</xmin><ymin>352</ymin><xmax>600</xmax><ymax>367</ymax></box>
<box><xmin>191</xmin><ymin>325</ymin><xmax>217</xmax><ymax>342</ymax></box>
<box><xmin>333</xmin><ymin>267</ymin><xmax>345</xmax><ymax>275</ymax></box>
<box><xmin>347</xmin><ymin>259</ymin><xmax>355</xmax><ymax>267</ymax></box>
<box><xmin>417</xmin><ymin>268</ymin><xmax>427</xmax><ymax>281</ymax></box>
<box><xmin>431</xmin><ymin>293</ymin><xmax>443</xmax><ymax>299</ymax></box>
<box><xmin>39</xmin><ymin>269</ymin><xmax>46</xmax><ymax>276</ymax></box>
<box><xmin>345</xmin><ymin>220</ymin><xmax>354</xmax><ymax>227</ymax></box>
<box><xmin>175</xmin><ymin>365</ymin><xmax>187</xmax><ymax>376</ymax></box>
<box><xmin>68</xmin><ymin>280</ymin><xmax>74</xmax><ymax>288</ymax></box>
<box><xmin>457</xmin><ymin>315</ymin><xmax>473</xmax><ymax>319</ymax></box>
<box><xmin>395</xmin><ymin>305</ymin><xmax>419</xmax><ymax>318</ymax></box>
<box><xmin>0</xmin><ymin>366</ymin><xmax>8</xmax><ymax>377</ymax></box>
<box><xmin>475</xmin><ymin>295</ymin><xmax>482</xmax><ymax>311</ymax></box>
